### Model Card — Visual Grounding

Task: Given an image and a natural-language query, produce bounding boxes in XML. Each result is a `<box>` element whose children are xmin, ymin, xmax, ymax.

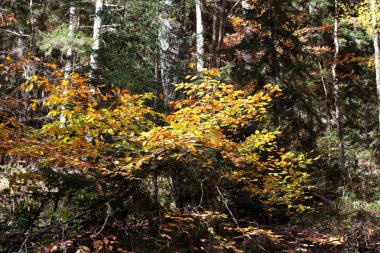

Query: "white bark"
<box><xmin>195</xmin><ymin>0</ymin><xmax>204</xmax><ymax>70</ymax></box>
<box><xmin>60</xmin><ymin>6</ymin><xmax>75</xmax><ymax>125</ymax></box>
<box><xmin>29</xmin><ymin>0</ymin><xmax>34</xmax><ymax>47</ymax></box>
<box><xmin>370</xmin><ymin>0</ymin><xmax>380</xmax><ymax>131</ymax></box>
<box><xmin>319</xmin><ymin>62</ymin><xmax>330</xmax><ymax>128</ymax></box>
<box><xmin>159</xmin><ymin>0</ymin><xmax>180</xmax><ymax>111</ymax></box>
<box><xmin>332</xmin><ymin>0</ymin><xmax>345</xmax><ymax>174</ymax></box>
<box><xmin>242</xmin><ymin>0</ymin><xmax>253</xmax><ymax>70</ymax></box>
<box><xmin>64</xmin><ymin>6</ymin><xmax>75</xmax><ymax>80</ymax></box>
<box><xmin>242</xmin><ymin>0</ymin><xmax>250</xmax><ymax>12</ymax></box>
<box><xmin>90</xmin><ymin>0</ymin><xmax>103</xmax><ymax>77</ymax></box>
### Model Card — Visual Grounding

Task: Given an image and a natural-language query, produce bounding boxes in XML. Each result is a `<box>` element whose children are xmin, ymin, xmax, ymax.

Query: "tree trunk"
<box><xmin>29</xmin><ymin>0</ymin><xmax>35</xmax><ymax>49</ymax></box>
<box><xmin>151</xmin><ymin>170</ymin><xmax>159</xmax><ymax>207</ymax></box>
<box><xmin>158</xmin><ymin>1</ymin><xmax>188</xmax><ymax>208</ymax></box>
<box><xmin>158</xmin><ymin>0</ymin><xmax>181</xmax><ymax>112</ymax></box>
<box><xmin>215</xmin><ymin>0</ymin><xmax>227</xmax><ymax>67</ymax></box>
<box><xmin>60</xmin><ymin>5</ymin><xmax>75</xmax><ymax>125</ymax></box>
<box><xmin>332</xmin><ymin>0</ymin><xmax>345</xmax><ymax>175</ymax></box>
<box><xmin>90</xmin><ymin>0</ymin><xmax>103</xmax><ymax>78</ymax></box>
<box><xmin>195</xmin><ymin>0</ymin><xmax>204</xmax><ymax>70</ymax></box>
<box><xmin>370</xmin><ymin>0</ymin><xmax>380</xmax><ymax>134</ymax></box>
<box><xmin>64</xmin><ymin>6</ymin><xmax>75</xmax><ymax>81</ymax></box>
<box><xmin>242</xmin><ymin>0</ymin><xmax>253</xmax><ymax>71</ymax></box>
<box><xmin>270</xmin><ymin>1</ymin><xmax>279</xmax><ymax>84</ymax></box>
<box><xmin>319</xmin><ymin>61</ymin><xmax>330</xmax><ymax>130</ymax></box>
<box><xmin>210</xmin><ymin>1</ymin><xmax>221</xmax><ymax>68</ymax></box>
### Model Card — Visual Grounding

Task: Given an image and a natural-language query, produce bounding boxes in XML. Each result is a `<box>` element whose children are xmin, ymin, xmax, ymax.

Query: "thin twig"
<box><xmin>228</xmin><ymin>0</ymin><xmax>242</xmax><ymax>16</ymax></box>
<box><xmin>95</xmin><ymin>202</ymin><xmax>112</xmax><ymax>236</ymax></box>
<box><xmin>198</xmin><ymin>176</ymin><xmax>209</xmax><ymax>206</ymax></box>
<box><xmin>0</xmin><ymin>29</ymin><xmax>31</xmax><ymax>37</ymax></box>
<box><xmin>216</xmin><ymin>186</ymin><xmax>239</xmax><ymax>228</ymax></box>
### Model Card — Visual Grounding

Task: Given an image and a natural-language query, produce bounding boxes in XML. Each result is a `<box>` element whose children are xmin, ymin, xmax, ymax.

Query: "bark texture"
<box><xmin>371</xmin><ymin>0</ymin><xmax>380</xmax><ymax>133</ymax></box>
<box><xmin>60</xmin><ymin>5</ymin><xmax>76</xmax><ymax>125</ymax></box>
<box><xmin>332</xmin><ymin>0</ymin><xmax>345</xmax><ymax>175</ymax></box>
<box><xmin>195</xmin><ymin>0</ymin><xmax>204</xmax><ymax>70</ymax></box>
<box><xmin>90</xmin><ymin>0</ymin><xmax>103</xmax><ymax>77</ymax></box>
<box><xmin>159</xmin><ymin>0</ymin><xmax>182</xmax><ymax>111</ymax></box>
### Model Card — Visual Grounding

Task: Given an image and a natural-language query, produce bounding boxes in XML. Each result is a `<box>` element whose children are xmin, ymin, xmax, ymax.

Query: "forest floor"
<box><xmin>268</xmin><ymin>198</ymin><xmax>380</xmax><ymax>252</ymax></box>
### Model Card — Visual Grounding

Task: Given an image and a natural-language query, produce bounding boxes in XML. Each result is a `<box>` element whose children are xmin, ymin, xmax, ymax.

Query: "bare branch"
<box><xmin>0</xmin><ymin>29</ymin><xmax>30</xmax><ymax>37</ymax></box>
<box><xmin>95</xmin><ymin>202</ymin><xmax>112</xmax><ymax>236</ymax></box>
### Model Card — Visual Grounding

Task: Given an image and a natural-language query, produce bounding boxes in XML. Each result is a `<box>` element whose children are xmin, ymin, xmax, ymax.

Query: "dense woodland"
<box><xmin>0</xmin><ymin>0</ymin><xmax>380</xmax><ymax>252</ymax></box>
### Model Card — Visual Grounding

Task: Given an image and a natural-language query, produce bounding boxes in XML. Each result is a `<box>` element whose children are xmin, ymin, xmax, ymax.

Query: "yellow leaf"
<box><xmin>61</xmin><ymin>80</ymin><xmax>68</xmax><ymax>86</ymax></box>
<box><xmin>299</xmin><ymin>163</ymin><xmax>307</xmax><ymax>169</ymax></box>
<box><xmin>27</xmin><ymin>83</ymin><xmax>34</xmax><ymax>91</ymax></box>
<box><xmin>31</xmin><ymin>103</ymin><xmax>37</xmax><ymax>111</ymax></box>
<box><xmin>263</xmin><ymin>83</ymin><xmax>272</xmax><ymax>89</ymax></box>
<box><xmin>209</xmin><ymin>68</ymin><xmax>221</xmax><ymax>77</ymax></box>
<box><xmin>45</xmin><ymin>63</ymin><xmax>57</xmax><ymax>70</ymax></box>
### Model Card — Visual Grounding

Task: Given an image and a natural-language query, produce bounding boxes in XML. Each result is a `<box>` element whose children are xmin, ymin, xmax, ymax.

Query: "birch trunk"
<box><xmin>60</xmin><ymin>5</ymin><xmax>75</xmax><ymax>125</ymax></box>
<box><xmin>195</xmin><ymin>0</ymin><xmax>204</xmax><ymax>70</ymax></box>
<box><xmin>210</xmin><ymin>1</ymin><xmax>220</xmax><ymax>68</ymax></box>
<box><xmin>158</xmin><ymin>0</ymin><xmax>189</xmax><ymax>208</ymax></box>
<box><xmin>158</xmin><ymin>0</ymin><xmax>181</xmax><ymax>112</ymax></box>
<box><xmin>29</xmin><ymin>0</ymin><xmax>35</xmax><ymax>49</ymax></box>
<box><xmin>90</xmin><ymin>0</ymin><xmax>103</xmax><ymax>78</ymax></box>
<box><xmin>332</xmin><ymin>0</ymin><xmax>345</xmax><ymax>174</ymax></box>
<box><xmin>370</xmin><ymin>0</ymin><xmax>380</xmax><ymax>133</ymax></box>
<box><xmin>319</xmin><ymin>62</ymin><xmax>330</xmax><ymax>129</ymax></box>
<box><xmin>242</xmin><ymin>0</ymin><xmax>253</xmax><ymax>70</ymax></box>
